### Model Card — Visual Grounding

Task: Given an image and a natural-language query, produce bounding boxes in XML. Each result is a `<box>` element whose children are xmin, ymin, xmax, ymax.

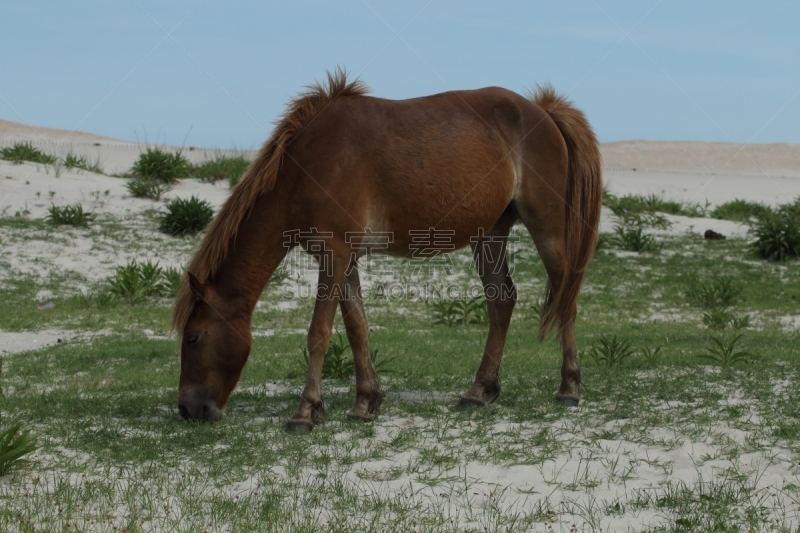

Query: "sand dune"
<box><xmin>1</xmin><ymin>118</ymin><xmax>799</xmax><ymax>217</ymax></box>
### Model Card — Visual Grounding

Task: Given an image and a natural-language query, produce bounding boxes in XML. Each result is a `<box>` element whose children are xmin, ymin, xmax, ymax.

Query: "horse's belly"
<box><xmin>374</xmin><ymin>163</ymin><xmax>516</xmax><ymax>255</ymax></box>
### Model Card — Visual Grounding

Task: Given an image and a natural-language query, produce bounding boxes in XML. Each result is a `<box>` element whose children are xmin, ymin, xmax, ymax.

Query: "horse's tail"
<box><xmin>531</xmin><ymin>85</ymin><xmax>602</xmax><ymax>341</ymax></box>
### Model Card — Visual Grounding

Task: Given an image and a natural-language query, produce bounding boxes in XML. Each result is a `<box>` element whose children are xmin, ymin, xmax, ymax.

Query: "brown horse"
<box><xmin>173</xmin><ymin>70</ymin><xmax>601</xmax><ymax>431</ymax></box>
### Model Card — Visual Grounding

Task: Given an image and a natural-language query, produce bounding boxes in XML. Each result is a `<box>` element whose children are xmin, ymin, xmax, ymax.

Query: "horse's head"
<box><xmin>177</xmin><ymin>273</ymin><xmax>251</xmax><ymax>422</ymax></box>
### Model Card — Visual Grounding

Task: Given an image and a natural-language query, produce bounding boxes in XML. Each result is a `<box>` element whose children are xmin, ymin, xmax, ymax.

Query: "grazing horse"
<box><xmin>173</xmin><ymin>70</ymin><xmax>601</xmax><ymax>431</ymax></box>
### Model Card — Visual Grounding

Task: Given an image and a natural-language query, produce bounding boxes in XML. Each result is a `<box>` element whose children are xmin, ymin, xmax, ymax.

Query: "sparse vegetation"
<box><xmin>44</xmin><ymin>203</ymin><xmax>96</xmax><ymax>228</ymax></box>
<box><xmin>2</xmin><ymin>177</ymin><xmax>799</xmax><ymax>531</ymax></box>
<box><xmin>608</xmin><ymin>224</ymin><xmax>658</xmax><ymax>252</ymax></box>
<box><xmin>192</xmin><ymin>154</ymin><xmax>250</xmax><ymax>185</ymax></box>
<box><xmin>431</xmin><ymin>296</ymin><xmax>488</xmax><ymax>326</ymax></box>
<box><xmin>686</xmin><ymin>275</ymin><xmax>743</xmax><ymax>308</ymax></box>
<box><xmin>0</xmin><ymin>142</ymin><xmax>57</xmax><ymax>165</ymax></box>
<box><xmin>711</xmin><ymin>198</ymin><xmax>771</xmax><ymax>223</ymax></box>
<box><xmin>63</xmin><ymin>152</ymin><xmax>103</xmax><ymax>174</ymax></box>
<box><xmin>158</xmin><ymin>196</ymin><xmax>213</xmax><ymax>236</ymax></box>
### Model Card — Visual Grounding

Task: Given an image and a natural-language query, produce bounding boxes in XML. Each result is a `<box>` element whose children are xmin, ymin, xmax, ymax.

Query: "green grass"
<box><xmin>125</xmin><ymin>177</ymin><xmax>171</xmax><ymax>200</ymax></box>
<box><xmin>0</xmin><ymin>144</ymin><xmax>104</xmax><ymax>173</ymax></box>
<box><xmin>130</xmin><ymin>147</ymin><xmax>192</xmax><ymax>183</ymax></box>
<box><xmin>0</xmin><ymin>142</ymin><xmax>57</xmax><ymax>165</ymax></box>
<box><xmin>711</xmin><ymin>198</ymin><xmax>772</xmax><ymax>223</ymax></box>
<box><xmin>158</xmin><ymin>195</ymin><xmax>213</xmax><ymax>236</ymax></box>
<box><xmin>192</xmin><ymin>154</ymin><xmax>251</xmax><ymax>185</ymax></box>
<box><xmin>751</xmin><ymin>208</ymin><xmax>800</xmax><ymax>261</ymax></box>
<box><xmin>608</xmin><ymin>224</ymin><xmax>658</xmax><ymax>252</ymax></box>
<box><xmin>0</xmin><ymin>212</ymin><xmax>799</xmax><ymax>531</ymax></box>
<box><xmin>44</xmin><ymin>204</ymin><xmax>96</xmax><ymax>228</ymax></box>
<box><xmin>107</xmin><ymin>260</ymin><xmax>177</xmax><ymax>304</ymax></box>
<box><xmin>62</xmin><ymin>152</ymin><xmax>103</xmax><ymax>174</ymax></box>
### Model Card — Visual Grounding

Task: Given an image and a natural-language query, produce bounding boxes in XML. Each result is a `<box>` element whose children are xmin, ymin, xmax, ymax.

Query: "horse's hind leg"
<box><xmin>339</xmin><ymin>267</ymin><xmax>382</xmax><ymax>421</ymax></box>
<box><xmin>287</xmin><ymin>251</ymin><xmax>348</xmax><ymax>432</ymax></box>
<box><xmin>518</xmin><ymin>214</ymin><xmax>581</xmax><ymax>406</ymax></box>
<box><xmin>458</xmin><ymin>217</ymin><xmax>517</xmax><ymax>408</ymax></box>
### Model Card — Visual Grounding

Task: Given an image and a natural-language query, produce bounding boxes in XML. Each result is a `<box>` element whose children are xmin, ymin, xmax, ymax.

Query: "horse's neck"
<box><xmin>211</xmin><ymin>193</ymin><xmax>291</xmax><ymax>318</ymax></box>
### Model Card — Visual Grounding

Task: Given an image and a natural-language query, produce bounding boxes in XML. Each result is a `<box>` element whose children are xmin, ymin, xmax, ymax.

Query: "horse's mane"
<box><xmin>171</xmin><ymin>68</ymin><xmax>369</xmax><ymax>335</ymax></box>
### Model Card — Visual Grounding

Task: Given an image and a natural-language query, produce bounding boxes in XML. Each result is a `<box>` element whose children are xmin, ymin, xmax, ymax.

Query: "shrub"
<box><xmin>45</xmin><ymin>204</ymin><xmax>96</xmax><ymax>228</ymax></box>
<box><xmin>192</xmin><ymin>154</ymin><xmax>250</xmax><ymax>185</ymax></box>
<box><xmin>108</xmin><ymin>260</ymin><xmax>170</xmax><ymax>303</ymax></box>
<box><xmin>609</xmin><ymin>225</ymin><xmax>657</xmax><ymax>252</ymax></box>
<box><xmin>126</xmin><ymin>178</ymin><xmax>171</xmax><ymax>201</ymax></box>
<box><xmin>686</xmin><ymin>276</ymin><xmax>743</xmax><ymax>309</ymax></box>
<box><xmin>711</xmin><ymin>199</ymin><xmax>771</xmax><ymax>223</ymax></box>
<box><xmin>158</xmin><ymin>196</ymin><xmax>213</xmax><ymax>236</ymax></box>
<box><xmin>751</xmin><ymin>210</ymin><xmax>800</xmax><ymax>261</ymax></box>
<box><xmin>130</xmin><ymin>148</ymin><xmax>191</xmax><ymax>183</ymax></box>
<box><xmin>0</xmin><ymin>142</ymin><xmax>57</xmax><ymax>164</ymax></box>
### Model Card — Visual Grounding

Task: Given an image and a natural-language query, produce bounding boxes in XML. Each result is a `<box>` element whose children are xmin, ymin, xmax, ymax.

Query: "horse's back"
<box><xmin>282</xmin><ymin>86</ymin><xmax>566</xmax><ymax>252</ymax></box>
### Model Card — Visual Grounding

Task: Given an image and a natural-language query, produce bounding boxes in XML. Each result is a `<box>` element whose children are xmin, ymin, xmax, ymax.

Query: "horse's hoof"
<box><xmin>456</xmin><ymin>397</ymin><xmax>485</xmax><ymax>410</ymax></box>
<box><xmin>346</xmin><ymin>412</ymin><xmax>373</xmax><ymax>423</ymax></box>
<box><xmin>555</xmin><ymin>395</ymin><xmax>580</xmax><ymax>407</ymax></box>
<box><xmin>285</xmin><ymin>420</ymin><xmax>314</xmax><ymax>433</ymax></box>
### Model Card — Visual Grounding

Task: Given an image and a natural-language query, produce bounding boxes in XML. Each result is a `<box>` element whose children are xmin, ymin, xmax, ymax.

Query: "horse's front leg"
<box><xmin>286</xmin><ymin>253</ymin><xmax>346</xmax><ymax>432</ymax></box>
<box><xmin>339</xmin><ymin>268</ymin><xmax>382</xmax><ymax>421</ymax></box>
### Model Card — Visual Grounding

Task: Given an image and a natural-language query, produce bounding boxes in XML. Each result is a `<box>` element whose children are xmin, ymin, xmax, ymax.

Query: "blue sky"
<box><xmin>2</xmin><ymin>1</ymin><xmax>798</xmax><ymax>148</ymax></box>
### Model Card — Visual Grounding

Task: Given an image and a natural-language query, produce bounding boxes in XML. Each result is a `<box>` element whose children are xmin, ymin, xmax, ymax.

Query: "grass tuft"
<box><xmin>107</xmin><ymin>260</ymin><xmax>172</xmax><ymax>304</ymax></box>
<box><xmin>751</xmin><ymin>207</ymin><xmax>800</xmax><ymax>261</ymax></box>
<box><xmin>130</xmin><ymin>148</ymin><xmax>191</xmax><ymax>183</ymax></box>
<box><xmin>698</xmin><ymin>334</ymin><xmax>753</xmax><ymax>368</ymax></box>
<box><xmin>0</xmin><ymin>359</ymin><xmax>40</xmax><ymax>476</ymax></box>
<box><xmin>711</xmin><ymin>199</ymin><xmax>771</xmax><ymax>223</ymax></box>
<box><xmin>0</xmin><ymin>142</ymin><xmax>57</xmax><ymax>164</ymax></box>
<box><xmin>0</xmin><ymin>422</ymin><xmax>39</xmax><ymax>476</ymax></box>
<box><xmin>126</xmin><ymin>178</ymin><xmax>171</xmax><ymax>201</ymax></box>
<box><xmin>609</xmin><ymin>224</ymin><xmax>658</xmax><ymax>252</ymax></box>
<box><xmin>431</xmin><ymin>297</ymin><xmax>488</xmax><ymax>326</ymax></box>
<box><xmin>686</xmin><ymin>275</ymin><xmax>742</xmax><ymax>309</ymax></box>
<box><xmin>63</xmin><ymin>153</ymin><xmax>103</xmax><ymax>174</ymax></box>
<box><xmin>192</xmin><ymin>154</ymin><xmax>250</xmax><ymax>185</ymax></box>
<box><xmin>45</xmin><ymin>204</ymin><xmax>96</xmax><ymax>228</ymax></box>
<box><xmin>158</xmin><ymin>196</ymin><xmax>213</xmax><ymax>236</ymax></box>
<box><xmin>585</xmin><ymin>335</ymin><xmax>636</xmax><ymax>366</ymax></box>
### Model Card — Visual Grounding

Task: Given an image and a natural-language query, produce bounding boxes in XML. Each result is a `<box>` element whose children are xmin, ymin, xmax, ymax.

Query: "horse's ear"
<box><xmin>187</xmin><ymin>272</ymin><xmax>205</xmax><ymax>300</ymax></box>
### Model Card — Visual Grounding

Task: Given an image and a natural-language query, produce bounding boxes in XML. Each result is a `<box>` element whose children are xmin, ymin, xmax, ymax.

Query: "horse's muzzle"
<box><xmin>178</xmin><ymin>390</ymin><xmax>223</xmax><ymax>422</ymax></box>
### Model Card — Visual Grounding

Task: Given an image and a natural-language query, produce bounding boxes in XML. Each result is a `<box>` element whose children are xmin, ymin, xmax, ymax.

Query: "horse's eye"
<box><xmin>185</xmin><ymin>334</ymin><xmax>199</xmax><ymax>346</ymax></box>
